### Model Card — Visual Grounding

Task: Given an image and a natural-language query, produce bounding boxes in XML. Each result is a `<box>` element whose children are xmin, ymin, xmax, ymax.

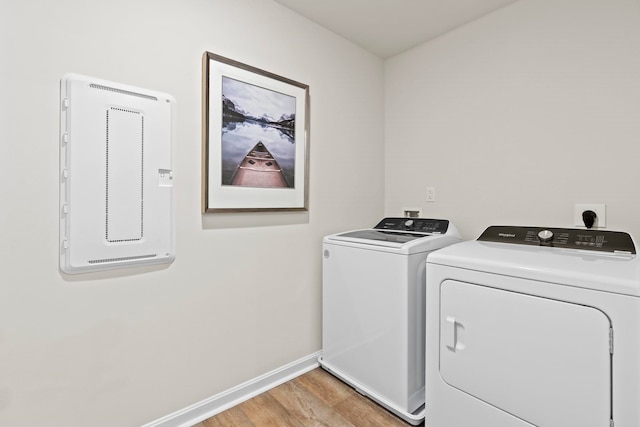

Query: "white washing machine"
<box><xmin>425</xmin><ymin>225</ymin><xmax>640</xmax><ymax>427</ymax></box>
<box><xmin>319</xmin><ymin>217</ymin><xmax>462</xmax><ymax>425</ymax></box>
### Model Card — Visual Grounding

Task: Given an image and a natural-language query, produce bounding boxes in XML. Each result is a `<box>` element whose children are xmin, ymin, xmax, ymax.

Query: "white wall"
<box><xmin>0</xmin><ymin>0</ymin><xmax>385</xmax><ymax>425</ymax></box>
<box><xmin>385</xmin><ymin>0</ymin><xmax>640</xmax><ymax>240</ymax></box>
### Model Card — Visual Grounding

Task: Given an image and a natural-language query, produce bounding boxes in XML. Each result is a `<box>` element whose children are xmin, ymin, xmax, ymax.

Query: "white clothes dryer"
<box><xmin>319</xmin><ymin>217</ymin><xmax>461</xmax><ymax>425</ymax></box>
<box><xmin>426</xmin><ymin>225</ymin><xmax>640</xmax><ymax>427</ymax></box>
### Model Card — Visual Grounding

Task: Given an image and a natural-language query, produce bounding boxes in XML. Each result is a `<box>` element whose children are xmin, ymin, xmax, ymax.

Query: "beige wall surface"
<box><xmin>385</xmin><ymin>0</ymin><xmax>640</xmax><ymax>240</ymax></box>
<box><xmin>0</xmin><ymin>0</ymin><xmax>385</xmax><ymax>425</ymax></box>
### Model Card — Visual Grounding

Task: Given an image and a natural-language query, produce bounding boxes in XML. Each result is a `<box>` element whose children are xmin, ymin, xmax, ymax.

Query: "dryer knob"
<box><xmin>404</xmin><ymin>219</ymin><xmax>414</xmax><ymax>228</ymax></box>
<box><xmin>538</xmin><ymin>229</ymin><xmax>554</xmax><ymax>242</ymax></box>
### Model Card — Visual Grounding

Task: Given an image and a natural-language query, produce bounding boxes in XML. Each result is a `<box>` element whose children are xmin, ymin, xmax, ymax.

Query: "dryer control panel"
<box><xmin>478</xmin><ymin>226</ymin><xmax>636</xmax><ymax>254</ymax></box>
<box><xmin>374</xmin><ymin>217</ymin><xmax>450</xmax><ymax>234</ymax></box>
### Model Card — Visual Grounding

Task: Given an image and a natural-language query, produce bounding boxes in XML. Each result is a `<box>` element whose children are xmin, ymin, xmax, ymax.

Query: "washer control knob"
<box><xmin>538</xmin><ymin>229</ymin><xmax>554</xmax><ymax>242</ymax></box>
<box><xmin>404</xmin><ymin>219</ymin><xmax>414</xmax><ymax>228</ymax></box>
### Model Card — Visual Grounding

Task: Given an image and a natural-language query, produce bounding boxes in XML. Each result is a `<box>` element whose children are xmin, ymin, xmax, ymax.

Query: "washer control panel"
<box><xmin>374</xmin><ymin>217</ymin><xmax>450</xmax><ymax>234</ymax></box>
<box><xmin>478</xmin><ymin>226</ymin><xmax>636</xmax><ymax>254</ymax></box>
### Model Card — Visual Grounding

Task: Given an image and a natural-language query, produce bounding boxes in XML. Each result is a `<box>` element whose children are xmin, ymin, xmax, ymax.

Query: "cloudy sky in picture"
<box><xmin>223</xmin><ymin>77</ymin><xmax>295</xmax><ymax>121</ymax></box>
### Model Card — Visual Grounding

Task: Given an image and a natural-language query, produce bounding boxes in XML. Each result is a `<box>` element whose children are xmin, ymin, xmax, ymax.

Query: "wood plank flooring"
<box><xmin>195</xmin><ymin>368</ymin><xmax>424</xmax><ymax>427</ymax></box>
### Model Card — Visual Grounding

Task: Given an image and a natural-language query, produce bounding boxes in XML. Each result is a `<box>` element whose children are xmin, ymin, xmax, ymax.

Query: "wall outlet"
<box><xmin>426</xmin><ymin>187</ymin><xmax>436</xmax><ymax>202</ymax></box>
<box><xmin>574</xmin><ymin>204</ymin><xmax>606</xmax><ymax>228</ymax></box>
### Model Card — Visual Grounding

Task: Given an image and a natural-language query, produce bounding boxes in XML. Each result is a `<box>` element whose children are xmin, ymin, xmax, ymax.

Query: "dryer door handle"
<box><xmin>444</xmin><ymin>315</ymin><xmax>465</xmax><ymax>351</ymax></box>
<box><xmin>445</xmin><ymin>316</ymin><xmax>457</xmax><ymax>350</ymax></box>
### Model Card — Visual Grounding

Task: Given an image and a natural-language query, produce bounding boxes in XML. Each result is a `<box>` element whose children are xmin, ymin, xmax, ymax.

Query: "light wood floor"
<box><xmin>195</xmin><ymin>368</ymin><xmax>424</xmax><ymax>427</ymax></box>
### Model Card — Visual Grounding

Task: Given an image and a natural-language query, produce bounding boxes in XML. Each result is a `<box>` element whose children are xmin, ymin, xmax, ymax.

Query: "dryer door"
<box><xmin>440</xmin><ymin>280</ymin><xmax>611</xmax><ymax>427</ymax></box>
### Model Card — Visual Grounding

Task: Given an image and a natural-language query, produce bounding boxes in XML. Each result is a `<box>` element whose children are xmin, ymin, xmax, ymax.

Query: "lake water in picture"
<box><xmin>221</xmin><ymin>121</ymin><xmax>295</xmax><ymax>187</ymax></box>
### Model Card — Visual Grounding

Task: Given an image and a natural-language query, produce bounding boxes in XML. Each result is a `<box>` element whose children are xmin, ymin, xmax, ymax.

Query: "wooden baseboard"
<box><xmin>141</xmin><ymin>351</ymin><xmax>321</xmax><ymax>427</ymax></box>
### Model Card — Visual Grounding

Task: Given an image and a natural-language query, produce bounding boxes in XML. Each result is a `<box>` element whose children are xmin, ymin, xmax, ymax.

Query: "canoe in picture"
<box><xmin>230</xmin><ymin>142</ymin><xmax>289</xmax><ymax>188</ymax></box>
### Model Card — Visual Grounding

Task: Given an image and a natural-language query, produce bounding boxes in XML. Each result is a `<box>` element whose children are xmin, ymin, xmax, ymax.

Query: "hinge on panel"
<box><xmin>609</xmin><ymin>328</ymin><xmax>614</xmax><ymax>354</ymax></box>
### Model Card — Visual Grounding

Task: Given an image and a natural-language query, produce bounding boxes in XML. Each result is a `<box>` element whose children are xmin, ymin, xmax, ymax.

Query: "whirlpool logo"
<box><xmin>498</xmin><ymin>233</ymin><xmax>516</xmax><ymax>238</ymax></box>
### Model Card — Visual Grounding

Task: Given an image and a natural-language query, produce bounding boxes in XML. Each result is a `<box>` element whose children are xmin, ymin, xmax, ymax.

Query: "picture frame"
<box><xmin>202</xmin><ymin>52</ymin><xmax>310</xmax><ymax>213</ymax></box>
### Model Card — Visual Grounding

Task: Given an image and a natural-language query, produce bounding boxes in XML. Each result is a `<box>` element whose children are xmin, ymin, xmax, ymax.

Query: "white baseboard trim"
<box><xmin>141</xmin><ymin>351</ymin><xmax>321</xmax><ymax>427</ymax></box>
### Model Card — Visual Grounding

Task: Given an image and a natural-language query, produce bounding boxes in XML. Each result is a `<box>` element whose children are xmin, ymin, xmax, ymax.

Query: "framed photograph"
<box><xmin>202</xmin><ymin>52</ymin><xmax>310</xmax><ymax>212</ymax></box>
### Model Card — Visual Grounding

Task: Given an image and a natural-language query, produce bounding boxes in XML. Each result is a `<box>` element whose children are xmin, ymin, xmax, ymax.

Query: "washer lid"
<box><xmin>336</xmin><ymin>217</ymin><xmax>452</xmax><ymax>242</ymax></box>
<box><xmin>325</xmin><ymin>217</ymin><xmax>461</xmax><ymax>253</ymax></box>
<box><xmin>373</xmin><ymin>217</ymin><xmax>451</xmax><ymax>234</ymax></box>
<box><xmin>335</xmin><ymin>229</ymin><xmax>427</xmax><ymax>244</ymax></box>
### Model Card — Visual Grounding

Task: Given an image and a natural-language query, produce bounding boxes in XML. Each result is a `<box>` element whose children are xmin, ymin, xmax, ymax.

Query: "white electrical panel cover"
<box><xmin>60</xmin><ymin>74</ymin><xmax>175</xmax><ymax>274</ymax></box>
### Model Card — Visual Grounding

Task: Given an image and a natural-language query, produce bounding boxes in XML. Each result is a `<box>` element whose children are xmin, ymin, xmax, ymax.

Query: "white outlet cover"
<box><xmin>574</xmin><ymin>204</ymin><xmax>606</xmax><ymax>228</ymax></box>
<box><xmin>426</xmin><ymin>186</ymin><xmax>436</xmax><ymax>202</ymax></box>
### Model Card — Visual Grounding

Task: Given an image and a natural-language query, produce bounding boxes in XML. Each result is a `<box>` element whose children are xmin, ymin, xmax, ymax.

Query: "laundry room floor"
<box><xmin>196</xmin><ymin>367</ymin><xmax>422</xmax><ymax>426</ymax></box>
